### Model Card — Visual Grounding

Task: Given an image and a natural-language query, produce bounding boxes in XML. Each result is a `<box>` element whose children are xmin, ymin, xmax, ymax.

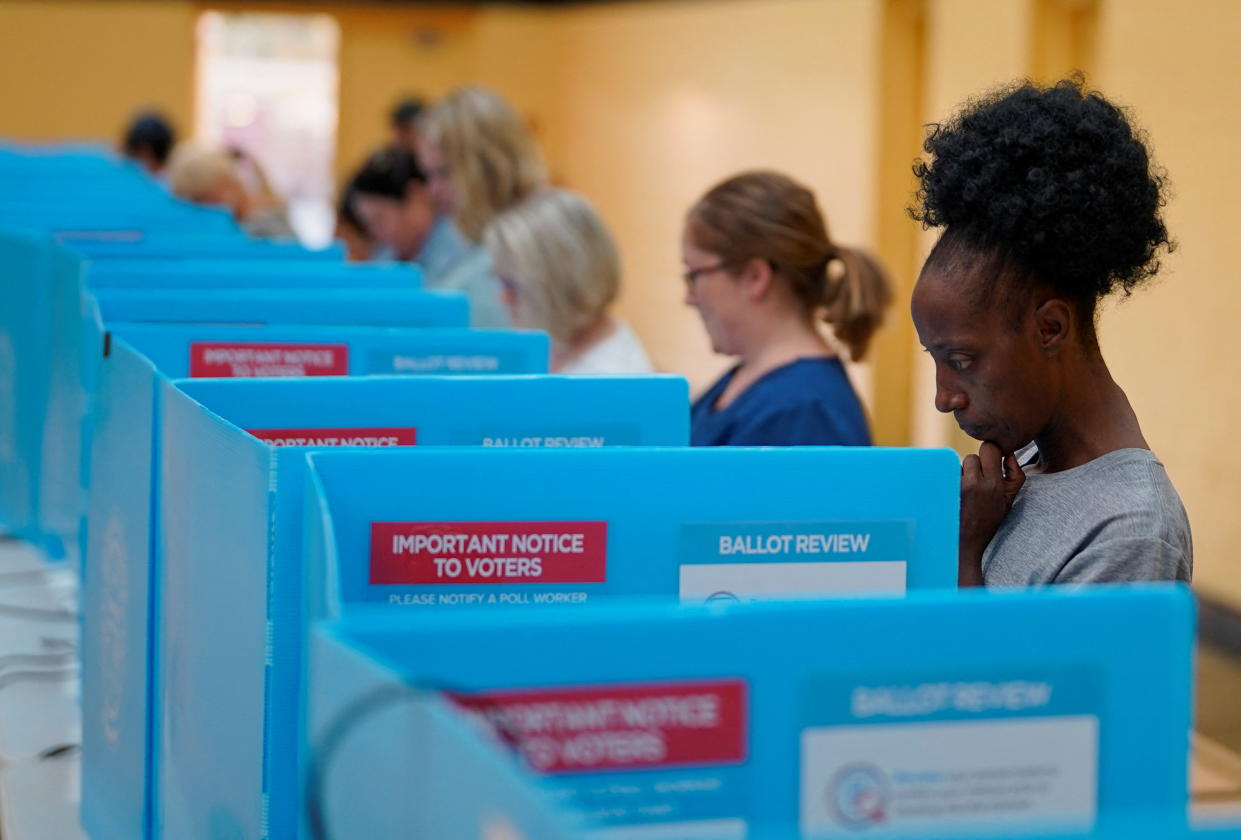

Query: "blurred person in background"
<box><xmin>167</xmin><ymin>143</ymin><xmax>295</xmax><ymax>239</ymax></box>
<box><xmin>417</xmin><ymin>86</ymin><xmax>547</xmax><ymax>327</ymax></box>
<box><xmin>683</xmin><ymin>171</ymin><xmax>892</xmax><ymax>446</ymax></box>
<box><xmin>390</xmin><ymin>96</ymin><xmax>426</xmax><ymax>156</ymax></box>
<box><xmin>120</xmin><ymin>110</ymin><xmax>176</xmax><ymax>176</ymax></box>
<box><xmin>348</xmin><ymin>146</ymin><xmax>434</xmax><ymax>266</ymax></box>
<box><xmin>335</xmin><ymin>178</ymin><xmax>377</xmax><ymax>262</ymax></box>
<box><xmin>485</xmin><ymin>188</ymin><xmax>653</xmax><ymax>374</ymax></box>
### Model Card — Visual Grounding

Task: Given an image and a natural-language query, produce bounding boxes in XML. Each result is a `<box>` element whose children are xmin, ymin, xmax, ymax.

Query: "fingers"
<box><xmin>1002</xmin><ymin>451</ymin><xmax>1026</xmax><ymax>498</ymax></box>
<box><xmin>977</xmin><ymin>441</ymin><xmax>1004</xmax><ymax>476</ymax></box>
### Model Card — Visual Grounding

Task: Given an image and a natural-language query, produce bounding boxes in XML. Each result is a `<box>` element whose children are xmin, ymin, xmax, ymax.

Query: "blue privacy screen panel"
<box><xmin>0</xmin><ymin>228</ymin><xmax>53</xmax><ymax>541</ymax></box>
<box><xmin>93</xmin><ymin>287</ymin><xmax>468</xmax><ymax>329</ymax></box>
<box><xmin>66</xmin><ymin>234</ymin><xmax>344</xmax><ymax>261</ymax></box>
<box><xmin>0</xmin><ymin>205</ymin><xmax>237</xmax><ymax>237</ymax></box>
<box><xmin>155</xmin><ymin>373</ymin><xmax>687</xmax><ymax>840</ymax></box>
<box><xmin>79</xmin><ymin>339</ymin><xmax>163</xmax><ymax>840</ymax></box>
<box><xmin>314</xmin><ymin>584</ymin><xmax>1194</xmax><ymax>840</ymax></box>
<box><xmin>306</xmin><ymin>632</ymin><xmax>579</xmax><ymax>840</ymax></box>
<box><xmin>112</xmin><ymin>322</ymin><xmax>548</xmax><ymax>378</ymax></box>
<box><xmin>40</xmin><ymin>285</ymin><xmax>470</xmax><ymax>571</ymax></box>
<box><xmin>85</xmin><ymin>259</ymin><xmax>422</xmax><ymax>289</ymax></box>
<box><xmin>304</xmin><ymin>446</ymin><xmax>959</xmax><ymax>624</ymax></box>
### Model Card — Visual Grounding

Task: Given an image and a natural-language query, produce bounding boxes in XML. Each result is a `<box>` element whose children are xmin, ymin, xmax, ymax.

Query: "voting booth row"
<box><xmin>0</xmin><ymin>144</ymin><xmax>1224</xmax><ymax>840</ymax></box>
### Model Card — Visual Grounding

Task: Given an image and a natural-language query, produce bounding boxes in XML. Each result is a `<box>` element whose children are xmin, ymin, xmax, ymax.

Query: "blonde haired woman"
<box><xmin>683</xmin><ymin>171</ymin><xmax>892</xmax><ymax>446</ymax></box>
<box><xmin>485</xmin><ymin>189</ymin><xmax>652</xmax><ymax>374</ymax></box>
<box><xmin>417</xmin><ymin>86</ymin><xmax>546</xmax><ymax>327</ymax></box>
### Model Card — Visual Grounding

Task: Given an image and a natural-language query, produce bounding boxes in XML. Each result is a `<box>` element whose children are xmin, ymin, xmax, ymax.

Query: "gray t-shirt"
<box><xmin>982</xmin><ymin>447</ymin><xmax>1192</xmax><ymax>586</ymax></box>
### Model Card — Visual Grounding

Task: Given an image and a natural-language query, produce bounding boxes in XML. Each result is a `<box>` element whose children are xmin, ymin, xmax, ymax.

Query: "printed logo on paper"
<box><xmin>828</xmin><ymin>764</ymin><xmax>889</xmax><ymax>828</ymax></box>
<box><xmin>370</xmin><ymin>521</ymin><xmax>608</xmax><ymax>585</ymax></box>
<box><xmin>189</xmin><ymin>342</ymin><xmax>348</xmax><ymax>377</ymax></box>
<box><xmin>454</xmin><ymin>679</ymin><xmax>748</xmax><ymax>774</ymax></box>
<box><xmin>247</xmin><ymin>427</ymin><xmax>416</xmax><ymax>447</ymax></box>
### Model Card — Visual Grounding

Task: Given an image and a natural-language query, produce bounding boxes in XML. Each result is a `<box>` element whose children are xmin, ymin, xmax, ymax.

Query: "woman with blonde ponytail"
<box><xmin>683</xmin><ymin>170</ymin><xmax>892</xmax><ymax>446</ymax></box>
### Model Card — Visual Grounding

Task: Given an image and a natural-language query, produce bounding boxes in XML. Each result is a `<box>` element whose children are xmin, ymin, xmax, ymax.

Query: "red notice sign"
<box><xmin>189</xmin><ymin>342</ymin><xmax>348</xmax><ymax>378</ymax></box>
<box><xmin>455</xmin><ymin>679</ymin><xmax>748</xmax><ymax>774</ymax></box>
<box><xmin>370</xmin><ymin>521</ymin><xmax>608</xmax><ymax>585</ymax></box>
<box><xmin>247</xmin><ymin>427</ymin><xmax>416</xmax><ymax>447</ymax></box>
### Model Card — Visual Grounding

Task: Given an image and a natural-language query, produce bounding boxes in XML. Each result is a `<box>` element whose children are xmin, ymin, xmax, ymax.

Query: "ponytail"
<box><xmin>822</xmin><ymin>245</ymin><xmax>893</xmax><ymax>361</ymax></box>
<box><xmin>687</xmin><ymin>171</ymin><xmax>895</xmax><ymax>360</ymax></box>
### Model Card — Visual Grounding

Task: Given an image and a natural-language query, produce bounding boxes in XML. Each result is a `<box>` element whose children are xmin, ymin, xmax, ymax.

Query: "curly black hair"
<box><xmin>912</xmin><ymin>76</ymin><xmax>1172</xmax><ymax>306</ymax></box>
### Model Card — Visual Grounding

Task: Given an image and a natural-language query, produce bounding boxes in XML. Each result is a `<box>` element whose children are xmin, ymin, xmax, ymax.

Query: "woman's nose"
<box><xmin>934</xmin><ymin>382</ymin><xmax>967</xmax><ymax>414</ymax></box>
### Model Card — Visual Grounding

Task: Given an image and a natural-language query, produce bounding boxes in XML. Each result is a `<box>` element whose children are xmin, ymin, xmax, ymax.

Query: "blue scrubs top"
<box><xmin>690</xmin><ymin>357</ymin><xmax>872</xmax><ymax>446</ymax></box>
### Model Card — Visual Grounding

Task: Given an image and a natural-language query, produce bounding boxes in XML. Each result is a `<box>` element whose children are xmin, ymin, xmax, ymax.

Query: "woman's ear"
<box><xmin>741</xmin><ymin>256</ymin><xmax>775</xmax><ymax>301</ymax></box>
<box><xmin>1034</xmin><ymin>297</ymin><xmax>1073</xmax><ymax>357</ymax></box>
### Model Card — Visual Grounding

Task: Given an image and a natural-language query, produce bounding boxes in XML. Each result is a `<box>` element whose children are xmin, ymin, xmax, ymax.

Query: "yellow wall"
<box><xmin>0</xmin><ymin>0</ymin><xmax>195</xmax><ymax>144</ymax></box>
<box><xmin>551</xmin><ymin>0</ymin><xmax>884</xmax><ymax>397</ymax></box>
<box><xmin>1091</xmin><ymin>0</ymin><xmax>1241</xmax><ymax>608</ymax></box>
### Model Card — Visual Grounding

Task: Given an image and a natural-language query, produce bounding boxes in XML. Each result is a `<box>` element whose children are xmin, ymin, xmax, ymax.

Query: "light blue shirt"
<box><xmin>415</xmin><ymin>217</ymin><xmax>509</xmax><ymax>328</ymax></box>
<box><xmin>413</xmin><ymin>217</ymin><xmax>507</xmax><ymax>328</ymax></box>
<box><xmin>415</xmin><ymin>215</ymin><xmax>469</xmax><ymax>285</ymax></box>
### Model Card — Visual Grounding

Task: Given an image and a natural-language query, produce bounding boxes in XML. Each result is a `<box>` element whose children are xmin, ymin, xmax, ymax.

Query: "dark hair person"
<box><xmin>121</xmin><ymin>111</ymin><xmax>176</xmax><ymax>174</ymax></box>
<box><xmin>349</xmin><ymin>146</ymin><xmax>435</xmax><ymax>264</ymax></box>
<box><xmin>390</xmin><ymin>95</ymin><xmax>426</xmax><ymax>154</ymax></box>
<box><xmin>684</xmin><ymin>171</ymin><xmax>892</xmax><ymax>446</ymax></box>
<box><xmin>910</xmin><ymin>77</ymin><xmax>1192</xmax><ymax>587</ymax></box>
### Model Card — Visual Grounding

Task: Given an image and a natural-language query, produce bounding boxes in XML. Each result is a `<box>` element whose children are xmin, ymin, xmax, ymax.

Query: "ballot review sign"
<box><xmin>189</xmin><ymin>342</ymin><xmax>348</xmax><ymax>377</ymax></box>
<box><xmin>678</xmin><ymin>521</ymin><xmax>912</xmax><ymax>603</ymax></box>
<box><xmin>370</xmin><ymin>348</ymin><xmax>517</xmax><ymax>374</ymax></box>
<box><xmin>798</xmin><ymin>667</ymin><xmax>1100</xmax><ymax>837</ymax></box>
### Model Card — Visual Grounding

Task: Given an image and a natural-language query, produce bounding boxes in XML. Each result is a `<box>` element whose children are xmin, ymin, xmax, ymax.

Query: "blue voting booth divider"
<box><xmin>304</xmin><ymin>647</ymin><xmax>579</xmax><ymax>840</ymax></box>
<box><xmin>92</xmin><ymin>287</ymin><xmax>466</xmax><ymax>328</ymax></box>
<box><xmin>84</xmin><ymin>259</ymin><xmax>421</xmax><ymax>290</ymax></box>
<box><xmin>0</xmin><ymin>227</ymin><xmax>368</xmax><ymax>550</ymax></box>
<box><xmin>0</xmin><ymin>229</ymin><xmax>55</xmax><ymax>541</ymax></box>
<box><xmin>304</xmin><ymin>447</ymin><xmax>959</xmax><ymax>625</ymax></box>
<box><xmin>110</xmin><ymin>322</ymin><xmax>545</xmax><ymax>378</ymax></box>
<box><xmin>283</xmin><ymin>446</ymin><xmax>957</xmax><ymax>840</ymax></box>
<box><xmin>79</xmin><ymin>326</ymin><xmax>556</xmax><ymax>840</ymax></box>
<box><xmin>0</xmin><ymin>205</ymin><xmax>239</xmax><ymax>238</ymax></box>
<box><xmin>308</xmin><ymin>585</ymin><xmax>1194</xmax><ymax>840</ymax></box>
<box><xmin>151</xmin><ymin>374</ymin><xmax>689</xmax><ymax>840</ymax></box>
<box><xmin>80</xmin><ymin>340</ymin><xmax>163</xmax><ymax>840</ymax></box>
<box><xmin>66</xmin><ymin>233</ymin><xmax>345</xmax><ymax>261</ymax></box>
<box><xmin>39</xmin><ymin>281</ymin><xmax>468</xmax><ymax>568</ymax></box>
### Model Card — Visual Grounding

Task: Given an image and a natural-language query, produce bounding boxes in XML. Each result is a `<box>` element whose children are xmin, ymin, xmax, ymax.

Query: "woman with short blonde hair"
<box><xmin>485</xmin><ymin>189</ymin><xmax>652</xmax><ymax>374</ymax></box>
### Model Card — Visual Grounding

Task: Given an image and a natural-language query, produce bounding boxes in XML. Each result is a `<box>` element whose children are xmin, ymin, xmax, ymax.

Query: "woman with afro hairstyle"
<box><xmin>910</xmin><ymin>77</ymin><xmax>1191</xmax><ymax>587</ymax></box>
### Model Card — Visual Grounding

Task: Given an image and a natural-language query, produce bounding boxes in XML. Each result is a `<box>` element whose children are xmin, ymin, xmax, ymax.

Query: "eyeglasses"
<box><xmin>682</xmin><ymin>262</ymin><xmax>732</xmax><ymax>286</ymax></box>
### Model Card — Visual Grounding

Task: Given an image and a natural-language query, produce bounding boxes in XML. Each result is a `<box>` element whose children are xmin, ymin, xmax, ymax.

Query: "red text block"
<box><xmin>371</xmin><ymin>521</ymin><xmax>608</xmax><ymax>585</ymax></box>
<box><xmin>455</xmin><ymin>679</ymin><xmax>748</xmax><ymax>774</ymax></box>
<box><xmin>247</xmin><ymin>427</ymin><xmax>416</xmax><ymax>447</ymax></box>
<box><xmin>189</xmin><ymin>342</ymin><xmax>348</xmax><ymax>377</ymax></box>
